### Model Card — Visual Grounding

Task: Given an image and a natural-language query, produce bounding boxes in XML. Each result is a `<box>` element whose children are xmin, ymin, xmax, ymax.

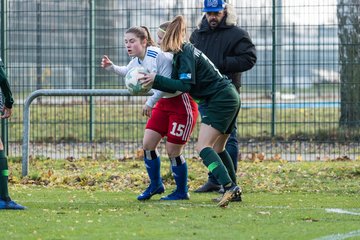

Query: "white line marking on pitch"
<box><xmin>314</xmin><ymin>209</ymin><xmax>360</xmax><ymax>240</ymax></box>
<box><xmin>313</xmin><ymin>229</ymin><xmax>360</xmax><ymax>240</ymax></box>
<box><xmin>325</xmin><ymin>208</ymin><xmax>360</xmax><ymax>216</ymax></box>
<box><xmin>155</xmin><ymin>202</ymin><xmax>215</xmax><ymax>207</ymax></box>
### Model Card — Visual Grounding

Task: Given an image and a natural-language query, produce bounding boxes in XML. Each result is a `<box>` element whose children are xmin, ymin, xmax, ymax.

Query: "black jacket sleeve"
<box><xmin>222</xmin><ymin>30</ymin><xmax>257</xmax><ymax>73</ymax></box>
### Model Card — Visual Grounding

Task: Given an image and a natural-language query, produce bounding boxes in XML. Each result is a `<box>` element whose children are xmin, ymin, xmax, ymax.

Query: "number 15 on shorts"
<box><xmin>170</xmin><ymin>122</ymin><xmax>185</xmax><ymax>137</ymax></box>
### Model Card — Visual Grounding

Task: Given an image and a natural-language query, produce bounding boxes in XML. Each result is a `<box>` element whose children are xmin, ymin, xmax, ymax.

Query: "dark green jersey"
<box><xmin>172</xmin><ymin>43</ymin><xmax>231</xmax><ymax>100</ymax></box>
<box><xmin>152</xmin><ymin>43</ymin><xmax>240</xmax><ymax>134</ymax></box>
<box><xmin>153</xmin><ymin>43</ymin><xmax>231</xmax><ymax>101</ymax></box>
<box><xmin>0</xmin><ymin>57</ymin><xmax>14</xmax><ymax>108</ymax></box>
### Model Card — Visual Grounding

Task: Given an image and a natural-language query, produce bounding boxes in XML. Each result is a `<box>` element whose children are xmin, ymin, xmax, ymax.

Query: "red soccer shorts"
<box><xmin>146</xmin><ymin>93</ymin><xmax>198</xmax><ymax>145</ymax></box>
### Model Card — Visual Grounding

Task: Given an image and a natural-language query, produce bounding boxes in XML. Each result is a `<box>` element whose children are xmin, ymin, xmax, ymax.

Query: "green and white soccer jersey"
<box><xmin>172</xmin><ymin>43</ymin><xmax>240</xmax><ymax>134</ymax></box>
<box><xmin>172</xmin><ymin>43</ymin><xmax>231</xmax><ymax>100</ymax></box>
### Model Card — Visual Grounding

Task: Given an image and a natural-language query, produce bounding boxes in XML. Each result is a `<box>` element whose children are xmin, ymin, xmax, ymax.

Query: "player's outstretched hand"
<box><xmin>101</xmin><ymin>55</ymin><xmax>113</xmax><ymax>69</ymax></box>
<box><xmin>1</xmin><ymin>106</ymin><xmax>12</xmax><ymax>119</ymax></box>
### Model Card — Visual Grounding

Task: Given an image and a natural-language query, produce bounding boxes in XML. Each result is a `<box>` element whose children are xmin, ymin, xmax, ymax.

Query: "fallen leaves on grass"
<box><xmin>7</xmin><ymin>156</ymin><xmax>360</xmax><ymax>194</ymax></box>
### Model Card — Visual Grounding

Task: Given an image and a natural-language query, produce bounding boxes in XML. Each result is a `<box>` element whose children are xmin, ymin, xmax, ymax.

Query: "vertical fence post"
<box><xmin>0</xmin><ymin>1</ymin><xmax>4</xmax><ymax>67</ymax></box>
<box><xmin>0</xmin><ymin>0</ymin><xmax>8</xmax><ymax>154</ymax></box>
<box><xmin>317</xmin><ymin>25</ymin><xmax>322</xmax><ymax>97</ymax></box>
<box><xmin>36</xmin><ymin>0</ymin><xmax>42</xmax><ymax>98</ymax></box>
<box><xmin>271</xmin><ymin>0</ymin><xmax>277</xmax><ymax>137</ymax></box>
<box><xmin>292</xmin><ymin>22</ymin><xmax>296</xmax><ymax>95</ymax></box>
<box><xmin>89</xmin><ymin>0</ymin><xmax>95</xmax><ymax>141</ymax></box>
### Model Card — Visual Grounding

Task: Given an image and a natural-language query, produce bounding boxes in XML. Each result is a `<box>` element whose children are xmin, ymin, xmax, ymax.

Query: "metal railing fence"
<box><xmin>1</xmin><ymin>0</ymin><xmax>359</xmax><ymax>161</ymax></box>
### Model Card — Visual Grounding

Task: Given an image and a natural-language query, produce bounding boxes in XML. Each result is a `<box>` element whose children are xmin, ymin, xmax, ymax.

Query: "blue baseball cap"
<box><xmin>202</xmin><ymin>0</ymin><xmax>225</xmax><ymax>12</ymax></box>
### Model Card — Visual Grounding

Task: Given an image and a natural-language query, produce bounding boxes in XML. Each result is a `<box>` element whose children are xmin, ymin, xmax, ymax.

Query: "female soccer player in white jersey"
<box><xmin>101</xmin><ymin>26</ymin><xmax>198</xmax><ymax>201</ymax></box>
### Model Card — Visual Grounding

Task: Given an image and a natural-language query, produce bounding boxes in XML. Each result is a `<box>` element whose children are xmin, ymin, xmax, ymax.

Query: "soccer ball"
<box><xmin>125</xmin><ymin>67</ymin><xmax>151</xmax><ymax>95</ymax></box>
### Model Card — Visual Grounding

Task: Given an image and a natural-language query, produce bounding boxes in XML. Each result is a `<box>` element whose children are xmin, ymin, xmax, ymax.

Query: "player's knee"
<box><xmin>196</xmin><ymin>144</ymin><xmax>206</xmax><ymax>154</ymax></box>
<box><xmin>167</xmin><ymin>150</ymin><xmax>182</xmax><ymax>158</ymax></box>
<box><xmin>166</xmin><ymin>145</ymin><xmax>183</xmax><ymax>158</ymax></box>
<box><xmin>142</xmin><ymin>141</ymin><xmax>157</xmax><ymax>151</ymax></box>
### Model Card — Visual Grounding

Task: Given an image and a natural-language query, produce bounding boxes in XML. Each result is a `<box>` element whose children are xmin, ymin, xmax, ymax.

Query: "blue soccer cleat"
<box><xmin>0</xmin><ymin>199</ymin><xmax>26</xmax><ymax>210</ymax></box>
<box><xmin>137</xmin><ymin>183</ymin><xmax>165</xmax><ymax>201</ymax></box>
<box><xmin>160</xmin><ymin>190</ymin><xmax>190</xmax><ymax>200</ymax></box>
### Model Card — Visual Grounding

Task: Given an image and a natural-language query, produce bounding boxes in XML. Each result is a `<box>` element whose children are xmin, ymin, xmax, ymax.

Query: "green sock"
<box><xmin>218</xmin><ymin>150</ymin><xmax>237</xmax><ymax>184</ymax></box>
<box><xmin>199</xmin><ymin>147</ymin><xmax>232</xmax><ymax>186</ymax></box>
<box><xmin>0</xmin><ymin>150</ymin><xmax>10</xmax><ymax>201</ymax></box>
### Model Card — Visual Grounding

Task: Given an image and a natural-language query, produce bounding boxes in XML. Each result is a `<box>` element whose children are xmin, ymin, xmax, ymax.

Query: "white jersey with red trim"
<box><xmin>105</xmin><ymin>46</ymin><xmax>181</xmax><ymax>107</ymax></box>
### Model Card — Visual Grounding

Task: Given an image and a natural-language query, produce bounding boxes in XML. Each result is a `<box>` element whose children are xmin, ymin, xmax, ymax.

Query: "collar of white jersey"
<box><xmin>137</xmin><ymin>47</ymin><xmax>159</xmax><ymax>65</ymax></box>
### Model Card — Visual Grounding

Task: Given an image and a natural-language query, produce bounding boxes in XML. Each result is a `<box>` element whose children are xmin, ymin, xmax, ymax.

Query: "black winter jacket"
<box><xmin>190</xmin><ymin>16</ymin><xmax>257</xmax><ymax>90</ymax></box>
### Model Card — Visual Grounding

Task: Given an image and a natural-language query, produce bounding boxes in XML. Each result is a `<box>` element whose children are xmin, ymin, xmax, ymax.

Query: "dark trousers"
<box><xmin>198</xmin><ymin>102</ymin><xmax>239</xmax><ymax>185</ymax></box>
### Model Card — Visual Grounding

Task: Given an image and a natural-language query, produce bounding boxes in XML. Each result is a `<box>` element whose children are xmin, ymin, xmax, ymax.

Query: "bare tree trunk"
<box><xmin>337</xmin><ymin>0</ymin><xmax>360</xmax><ymax>127</ymax></box>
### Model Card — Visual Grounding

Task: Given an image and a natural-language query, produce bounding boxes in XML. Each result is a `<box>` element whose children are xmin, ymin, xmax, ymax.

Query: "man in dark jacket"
<box><xmin>190</xmin><ymin>0</ymin><xmax>257</xmax><ymax>193</ymax></box>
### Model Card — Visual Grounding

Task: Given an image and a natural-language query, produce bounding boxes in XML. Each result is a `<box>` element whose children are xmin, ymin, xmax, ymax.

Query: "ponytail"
<box><xmin>161</xmin><ymin>15</ymin><xmax>186</xmax><ymax>53</ymax></box>
<box><xmin>140</xmin><ymin>26</ymin><xmax>156</xmax><ymax>47</ymax></box>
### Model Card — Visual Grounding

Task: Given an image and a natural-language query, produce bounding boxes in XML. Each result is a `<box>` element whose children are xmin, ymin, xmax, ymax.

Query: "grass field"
<box><xmin>1</xmin><ymin>158</ymin><xmax>359</xmax><ymax>240</ymax></box>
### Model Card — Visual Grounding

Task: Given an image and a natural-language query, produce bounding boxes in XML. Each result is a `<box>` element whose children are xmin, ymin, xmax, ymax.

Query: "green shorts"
<box><xmin>201</xmin><ymin>84</ymin><xmax>241</xmax><ymax>134</ymax></box>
